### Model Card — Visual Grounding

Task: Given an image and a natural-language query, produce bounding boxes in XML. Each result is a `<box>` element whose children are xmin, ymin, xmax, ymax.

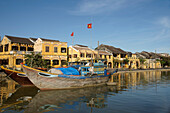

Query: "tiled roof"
<box><xmin>135</xmin><ymin>51</ymin><xmax>163</xmax><ymax>59</ymax></box>
<box><xmin>73</xmin><ymin>45</ymin><xmax>91</xmax><ymax>51</ymax></box>
<box><xmin>40</xmin><ymin>38</ymin><xmax>59</xmax><ymax>42</ymax></box>
<box><xmin>29</xmin><ymin>38</ymin><xmax>37</xmax><ymax>42</ymax></box>
<box><xmin>5</xmin><ymin>35</ymin><xmax>34</xmax><ymax>45</ymax></box>
<box><xmin>98</xmin><ymin>44</ymin><xmax>127</xmax><ymax>54</ymax></box>
<box><xmin>73</xmin><ymin>46</ymin><xmax>91</xmax><ymax>51</ymax></box>
<box><xmin>98</xmin><ymin>50</ymin><xmax>112</xmax><ymax>55</ymax></box>
<box><xmin>74</xmin><ymin>44</ymin><xmax>88</xmax><ymax>47</ymax></box>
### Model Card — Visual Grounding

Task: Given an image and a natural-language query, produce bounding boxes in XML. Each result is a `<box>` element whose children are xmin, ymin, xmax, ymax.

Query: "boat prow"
<box><xmin>1</xmin><ymin>66</ymin><xmax>34</xmax><ymax>86</ymax></box>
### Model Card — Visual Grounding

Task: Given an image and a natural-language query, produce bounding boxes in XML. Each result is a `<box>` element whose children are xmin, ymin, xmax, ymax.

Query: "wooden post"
<box><xmin>111</xmin><ymin>74</ymin><xmax>114</xmax><ymax>82</ymax></box>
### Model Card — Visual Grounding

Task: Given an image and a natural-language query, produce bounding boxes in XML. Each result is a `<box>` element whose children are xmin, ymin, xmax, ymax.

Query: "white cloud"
<box><xmin>69</xmin><ymin>0</ymin><xmax>146</xmax><ymax>15</ymax></box>
<box><xmin>158</xmin><ymin>17</ymin><xmax>170</xmax><ymax>28</ymax></box>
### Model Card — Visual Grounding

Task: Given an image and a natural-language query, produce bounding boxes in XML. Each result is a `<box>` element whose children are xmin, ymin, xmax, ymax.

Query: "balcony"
<box><xmin>10</xmin><ymin>51</ymin><xmax>35</xmax><ymax>55</ymax></box>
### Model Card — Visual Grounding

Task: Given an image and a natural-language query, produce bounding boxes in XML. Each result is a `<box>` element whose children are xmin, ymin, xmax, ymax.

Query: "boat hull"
<box><xmin>22</xmin><ymin>65</ymin><xmax>111</xmax><ymax>90</ymax></box>
<box><xmin>1</xmin><ymin>66</ymin><xmax>34</xmax><ymax>86</ymax></box>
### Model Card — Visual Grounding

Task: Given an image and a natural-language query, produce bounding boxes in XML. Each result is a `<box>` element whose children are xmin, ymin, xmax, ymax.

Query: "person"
<box><xmin>89</xmin><ymin>66</ymin><xmax>94</xmax><ymax>75</ymax></box>
<box><xmin>78</xmin><ymin>66</ymin><xmax>81</xmax><ymax>75</ymax></box>
<box><xmin>104</xmin><ymin>67</ymin><xmax>107</xmax><ymax>75</ymax></box>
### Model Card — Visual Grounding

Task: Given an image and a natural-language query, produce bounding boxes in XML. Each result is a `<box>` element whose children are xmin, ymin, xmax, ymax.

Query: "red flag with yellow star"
<box><xmin>87</xmin><ymin>23</ymin><xmax>92</xmax><ymax>29</ymax></box>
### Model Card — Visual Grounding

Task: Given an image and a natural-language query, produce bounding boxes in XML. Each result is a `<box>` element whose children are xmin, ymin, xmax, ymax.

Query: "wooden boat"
<box><xmin>22</xmin><ymin>63</ymin><xmax>118</xmax><ymax>90</ymax></box>
<box><xmin>0</xmin><ymin>66</ymin><xmax>34</xmax><ymax>86</ymax></box>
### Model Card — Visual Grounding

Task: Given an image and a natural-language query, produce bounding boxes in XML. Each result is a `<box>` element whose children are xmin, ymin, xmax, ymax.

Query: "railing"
<box><xmin>9</xmin><ymin>51</ymin><xmax>38</xmax><ymax>55</ymax></box>
<box><xmin>128</xmin><ymin>57</ymin><xmax>137</xmax><ymax>59</ymax></box>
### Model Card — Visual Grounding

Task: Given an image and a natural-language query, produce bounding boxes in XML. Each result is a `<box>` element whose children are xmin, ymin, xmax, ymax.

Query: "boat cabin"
<box><xmin>80</xmin><ymin>62</ymin><xmax>107</xmax><ymax>76</ymax></box>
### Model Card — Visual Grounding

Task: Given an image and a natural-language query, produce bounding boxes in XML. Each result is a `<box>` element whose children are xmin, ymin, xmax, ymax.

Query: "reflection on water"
<box><xmin>0</xmin><ymin>76</ymin><xmax>16</xmax><ymax>106</ymax></box>
<box><xmin>0</xmin><ymin>71</ymin><xmax>170</xmax><ymax>113</ymax></box>
<box><xmin>24</xmin><ymin>86</ymin><xmax>112</xmax><ymax>113</ymax></box>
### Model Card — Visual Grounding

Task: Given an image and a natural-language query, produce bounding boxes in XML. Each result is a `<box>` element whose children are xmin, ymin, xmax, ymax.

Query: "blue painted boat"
<box><xmin>22</xmin><ymin>63</ymin><xmax>118</xmax><ymax>90</ymax></box>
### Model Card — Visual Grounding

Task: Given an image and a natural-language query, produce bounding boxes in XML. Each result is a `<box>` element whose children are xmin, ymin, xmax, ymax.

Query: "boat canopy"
<box><xmin>48</xmin><ymin>67</ymin><xmax>80</xmax><ymax>75</ymax></box>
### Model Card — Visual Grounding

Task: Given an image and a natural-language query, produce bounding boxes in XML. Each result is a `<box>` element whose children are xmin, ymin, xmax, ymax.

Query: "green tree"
<box><xmin>123</xmin><ymin>58</ymin><xmax>129</xmax><ymax>64</ymax></box>
<box><xmin>160</xmin><ymin>57</ymin><xmax>170</xmax><ymax>67</ymax></box>
<box><xmin>25</xmin><ymin>52</ymin><xmax>47</xmax><ymax>68</ymax></box>
<box><xmin>139</xmin><ymin>58</ymin><xmax>146</xmax><ymax>64</ymax></box>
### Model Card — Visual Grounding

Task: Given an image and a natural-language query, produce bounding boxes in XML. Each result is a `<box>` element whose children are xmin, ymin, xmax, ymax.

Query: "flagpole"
<box><xmin>71</xmin><ymin>35</ymin><xmax>74</xmax><ymax>64</ymax></box>
<box><xmin>88</xmin><ymin>22</ymin><xmax>92</xmax><ymax>63</ymax></box>
<box><xmin>90</xmin><ymin>17</ymin><xmax>93</xmax><ymax>64</ymax></box>
<box><xmin>90</xmin><ymin>28</ymin><xmax>92</xmax><ymax>49</ymax></box>
<box><xmin>87</xmin><ymin>22</ymin><xmax>92</xmax><ymax>64</ymax></box>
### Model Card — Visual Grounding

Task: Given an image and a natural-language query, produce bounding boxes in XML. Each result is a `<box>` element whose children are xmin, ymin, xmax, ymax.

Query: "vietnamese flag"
<box><xmin>71</xmin><ymin>32</ymin><xmax>74</xmax><ymax>36</ymax></box>
<box><xmin>87</xmin><ymin>23</ymin><xmax>92</xmax><ymax>29</ymax></box>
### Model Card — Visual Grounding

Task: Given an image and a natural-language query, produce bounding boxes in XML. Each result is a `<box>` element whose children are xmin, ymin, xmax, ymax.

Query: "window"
<box><xmin>16</xmin><ymin>59</ymin><xmax>23</xmax><ymax>65</ymax></box>
<box><xmin>113</xmin><ymin>53</ymin><xmax>117</xmax><ymax>57</ymax></box>
<box><xmin>86</xmin><ymin>54</ymin><xmax>91</xmax><ymax>58</ymax></box>
<box><xmin>53</xmin><ymin>60</ymin><xmax>59</xmax><ymax>65</ymax></box>
<box><xmin>2</xmin><ymin>59</ymin><xmax>9</xmax><ymax>65</ymax></box>
<box><xmin>100</xmin><ymin>55</ymin><xmax>102</xmax><ymax>58</ymax></box>
<box><xmin>61</xmin><ymin>47</ymin><xmax>66</xmax><ymax>53</ymax></box>
<box><xmin>105</xmin><ymin>55</ymin><xmax>106</xmax><ymax>59</ymax></box>
<box><xmin>109</xmin><ymin>55</ymin><xmax>111</xmax><ymax>59</ymax></box>
<box><xmin>5</xmin><ymin>44</ymin><xmax>8</xmax><ymax>52</ymax></box>
<box><xmin>28</xmin><ymin>47</ymin><xmax>33</xmax><ymax>51</ymax></box>
<box><xmin>0</xmin><ymin>45</ymin><xmax>3</xmax><ymax>52</ymax></box>
<box><xmin>74</xmin><ymin>54</ymin><xmax>77</xmax><ymax>58</ymax></box>
<box><xmin>45</xmin><ymin>46</ymin><xmax>49</xmax><ymax>52</ymax></box>
<box><xmin>12</xmin><ymin>46</ymin><xmax>18</xmax><ymax>51</ymax></box>
<box><xmin>61</xmin><ymin>60</ymin><xmax>67</xmax><ymax>65</ymax></box>
<box><xmin>94</xmin><ymin>54</ymin><xmax>97</xmax><ymax>58</ymax></box>
<box><xmin>45</xmin><ymin>60</ymin><xmax>51</xmax><ymax>65</ymax></box>
<box><xmin>80</xmin><ymin>53</ymin><xmax>84</xmax><ymax>57</ymax></box>
<box><xmin>54</xmin><ymin>47</ymin><xmax>57</xmax><ymax>53</ymax></box>
<box><xmin>82</xmin><ymin>68</ymin><xmax>86</xmax><ymax>71</ymax></box>
<box><xmin>20</xmin><ymin>46</ymin><xmax>26</xmax><ymax>51</ymax></box>
<box><xmin>69</xmin><ymin>55</ymin><xmax>72</xmax><ymax>58</ymax></box>
<box><xmin>121</xmin><ymin>54</ymin><xmax>126</xmax><ymax>58</ymax></box>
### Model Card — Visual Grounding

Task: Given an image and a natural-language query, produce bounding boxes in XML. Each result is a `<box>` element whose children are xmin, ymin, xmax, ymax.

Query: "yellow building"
<box><xmin>34</xmin><ymin>38</ymin><xmax>67</xmax><ymax>67</ymax></box>
<box><xmin>97</xmin><ymin>44</ymin><xmax>140</xmax><ymax>69</ymax></box>
<box><xmin>68</xmin><ymin>44</ymin><xmax>114</xmax><ymax>68</ymax></box>
<box><xmin>143</xmin><ymin>59</ymin><xmax>161</xmax><ymax>69</ymax></box>
<box><xmin>0</xmin><ymin>35</ymin><xmax>67</xmax><ymax>69</ymax></box>
<box><xmin>97</xmin><ymin>50</ymin><xmax>113</xmax><ymax>68</ymax></box>
<box><xmin>68</xmin><ymin>44</ymin><xmax>97</xmax><ymax>64</ymax></box>
<box><xmin>0</xmin><ymin>35</ymin><xmax>34</xmax><ymax>69</ymax></box>
<box><xmin>128</xmin><ymin>54</ymin><xmax>140</xmax><ymax>69</ymax></box>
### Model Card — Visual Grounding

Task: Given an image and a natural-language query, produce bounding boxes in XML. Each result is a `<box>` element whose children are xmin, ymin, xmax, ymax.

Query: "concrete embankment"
<box><xmin>107</xmin><ymin>68</ymin><xmax>170</xmax><ymax>73</ymax></box>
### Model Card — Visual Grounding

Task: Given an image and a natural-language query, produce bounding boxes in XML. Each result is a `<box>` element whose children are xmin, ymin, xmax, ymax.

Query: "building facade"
<box><xmin>68</xmin><ymin>44</ymin><xmax>98</xmax><ymax>63</ymax></box>
<box><xmin>34</xmin><ymin>38</ymin><xmax>67</xmax><ymax>67</ymax></box>
<box><xmin>97</xmin><ymin>44</ymin><xmax>140</xmax><ymax>69</ymax></box>
<box><xmin>68</xmin><ymin>45</ymin><xmax>115</xmax><ymax>68</ymax></box>
<box><xmin>0</xmin><ymin>35</ymin><xmax>34</xmax><ymax>69</ymax></box>
<box><xmin>0</xmin><ymin>35</ymin><xmax>67</xmax><ymax>69</ymax></box>
<box><xmin>97</xmin><ymin>50</ymin><xmax>113</xmax><ymax>68</ymax></box>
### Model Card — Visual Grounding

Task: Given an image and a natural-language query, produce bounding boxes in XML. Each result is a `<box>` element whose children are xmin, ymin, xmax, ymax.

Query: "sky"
<box><xmin>0</xmin><ymin>0</ymin><xmax>170</xmax><ymax>54</ymax></box>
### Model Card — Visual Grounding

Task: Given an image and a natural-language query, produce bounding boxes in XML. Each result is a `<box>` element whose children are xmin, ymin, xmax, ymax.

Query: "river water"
<box><xmin>0</xmin><ymin>71</ymin><xmax>170</xmax><ymax>113</ymax></box>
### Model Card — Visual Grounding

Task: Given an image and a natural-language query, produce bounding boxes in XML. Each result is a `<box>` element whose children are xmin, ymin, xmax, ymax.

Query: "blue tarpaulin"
<box><xmin>54</xmin><ymin>67</ymin><xmax>80</xmax><ymax>75</ymax></box>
